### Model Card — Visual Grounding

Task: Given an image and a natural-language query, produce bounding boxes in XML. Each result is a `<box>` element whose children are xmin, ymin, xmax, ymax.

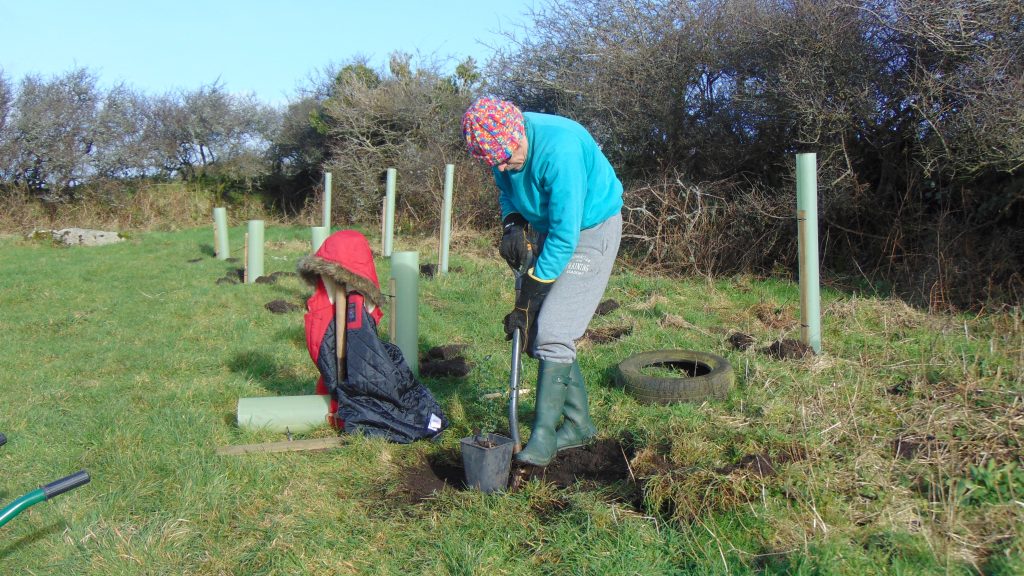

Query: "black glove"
<box><xmin>503</xmin><ymin>269</ymin><xmax>554</xmax><ymax>352</ymax></box>
<box><xmin>499</xmin><ymin>213</ymin><xmax>534</xmax><ymax>272</ymax></box>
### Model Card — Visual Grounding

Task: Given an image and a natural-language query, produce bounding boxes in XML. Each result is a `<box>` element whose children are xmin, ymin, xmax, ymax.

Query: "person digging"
<box><xmin>462</xmin><ymin>97</ymin><xmax>624</xmax><ymax>467</ymax></box>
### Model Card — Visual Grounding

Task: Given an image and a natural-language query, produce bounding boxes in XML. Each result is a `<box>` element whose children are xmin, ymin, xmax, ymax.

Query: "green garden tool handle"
<box><xmin>42</xmin><ymin>470</ymin><xmax>91</xmax><ymax>499</ymax></box>
<box><xmin>0</xmin><ymin>470</ymin><xmax>90</xmax><ymax>529</ymax></box>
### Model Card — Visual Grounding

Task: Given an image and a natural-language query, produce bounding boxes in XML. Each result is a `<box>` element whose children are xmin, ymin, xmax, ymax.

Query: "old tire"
<box><xmin>618</xmin><ymin>349</ymin><xmax>733</xmax><ymax>404</ymax></box>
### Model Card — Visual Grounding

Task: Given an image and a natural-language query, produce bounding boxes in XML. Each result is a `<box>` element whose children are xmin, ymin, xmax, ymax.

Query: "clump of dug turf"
<box><xmin>582</xmin><ymin>325</ymin><xmax>632</xmax><ymax>344</ymax></box>
<box><xmin>728</xmin><ymin>331</ymin><xmax>755</xmax><ymax>350</ymax></box>
<box><xmin>752</xmin><ymin>303</ymin><xmax>796</xmax><ymax>329</ymax></box>
<box><xmin>715</xmin><ymin>453</ymin><xmax>776</xmax><ymax>477</ymax></box>
<box><xmin>216</xmin><ymin>268</ymin><xmax>245</xmax><ymax>285</ymax></box>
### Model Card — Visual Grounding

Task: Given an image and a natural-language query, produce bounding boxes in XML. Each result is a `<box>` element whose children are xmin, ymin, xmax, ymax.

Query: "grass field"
<box><xmin>0</xmin><ymin>226</ymin><xmax>1021</xmax><ymax>575</ymax></box>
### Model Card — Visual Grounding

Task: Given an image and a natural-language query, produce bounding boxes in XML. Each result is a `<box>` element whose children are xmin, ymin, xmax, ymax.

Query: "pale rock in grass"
<box><xmin>50</xmin><ymin>228</ymin><xmax>125</xmax><ymax>246</ymax></box>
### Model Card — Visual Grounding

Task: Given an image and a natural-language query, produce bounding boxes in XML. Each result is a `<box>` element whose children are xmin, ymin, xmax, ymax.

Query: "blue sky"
<box><xmin>0</xmin><ymin>0</ymin><xmax>537</xmax><ymax>105</ymax></box>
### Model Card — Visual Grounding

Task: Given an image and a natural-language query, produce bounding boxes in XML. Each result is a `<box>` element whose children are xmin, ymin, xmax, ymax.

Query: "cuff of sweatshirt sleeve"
<box><xmin>527</xmin><ymin>268</ymin><xmax>556</xmax><ymax>283</ymax></box>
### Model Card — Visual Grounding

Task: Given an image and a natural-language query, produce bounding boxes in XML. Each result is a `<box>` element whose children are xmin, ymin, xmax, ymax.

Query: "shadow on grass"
<box><xmin>600</xmin><ymin>364</ymin><xmax>623</xmax><ymax>391</ymax></box>
<box><xmin>227</xmin><ymin>350</ymin><xmax>310</xmax><ymax>396</ymax></box>
<box><xmin>274</xmin><ymin>326</ymin><xmax>308</xmax><ymax>350</ymax></box>
<box><xmin>0</xmin><ymin>521</ymin><xmax>62</xmax><ymax>560</ymax></box>
<box><xmin>198</xmin><ymin>243</ymin><xmax>215</xmax><ymax>257</ymax></box>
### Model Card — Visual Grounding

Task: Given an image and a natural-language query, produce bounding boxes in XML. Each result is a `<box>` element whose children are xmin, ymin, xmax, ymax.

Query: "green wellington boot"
<box><xmin>555</xmin><ymin>360</ymin><xmax>598</xmax><ymax>451</ymax></box>
<box><xmin>515</xmin><ymin>360</ymin><xmax>572</xmax><ymax>467</ymax></box>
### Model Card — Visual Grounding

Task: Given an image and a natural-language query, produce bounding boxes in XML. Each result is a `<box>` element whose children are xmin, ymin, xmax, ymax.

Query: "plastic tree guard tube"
<box><xmin>322</xmin><ymin>172</ymin><xmax>333</xmax><ymax>230</ymax></box>
<box><xmin>311</xmin><ymin>226</ymin><xmax>329</xmax><ymax>252</ymax></box>
<box><xmin>440</xmin><ymin>164</ymin><xmax>454</xmax><ymax>274</ymax></box>
<box><xmin>213</xmin><ymin>207</ymin><xmax>230</xmax><ymax>260</ymax></box>
<box><xmin>383</xmin><ymin>168</ymin><xmax>397</xmax><ymax>257</ymax></box>
<box><xmin>245</xmin><ymin>220</ymin><xmax>265</xmax><ymax>283</ymax></box>
<box><xmin>236</xmin><ymin>395</ymin><xmax>331</xmax><ymax>433</ymax></box>
<box><xmin>391</xmin><ymin>251</ymin><xmax>419</xmax><ymax>377</ymax></box>
<box><xmin>796</xmin><ymin>153</ymin><xmax>822</xmax><ymax>354</ymax></box>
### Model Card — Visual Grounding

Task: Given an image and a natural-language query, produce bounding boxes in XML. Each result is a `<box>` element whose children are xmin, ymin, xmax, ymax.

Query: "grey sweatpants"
<box><xmin>532</xmin><ymin>212</ymin><xmax>622</xmax><ymax>364</ymax></box>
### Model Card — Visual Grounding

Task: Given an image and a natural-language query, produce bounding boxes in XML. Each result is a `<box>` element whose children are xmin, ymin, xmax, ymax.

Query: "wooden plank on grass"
<box><xmin>480</xmin><ymin>388</ymin><xmax>532</xmax><ymax>401</ymax></box>
<box><xmin>216</xmin><ymin>437</ymin><xmax>343</xmax><ymax>456</ymax></box>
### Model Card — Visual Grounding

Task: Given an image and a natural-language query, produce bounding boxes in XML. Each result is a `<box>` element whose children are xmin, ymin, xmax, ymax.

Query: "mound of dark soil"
<box><xmin>420</xmin><ymin>358</ymin><xmax>472</xmax><ymax>378</ymax></box>
<box><xmin>761</xmin><ymin>339</ymin><xmax>814</xmax><ymax>359</ymax></box>
<box><xmin>419</xmin><ymin>264</ymin><xmax>463</xmax><ymax>279</ymax></box>
<box><xmin>425</xmin><ymin>344</ymin><xmax>468</xmax><ymax>360</ymax></box>
<box><xmin>518</xmin><ymin>439</ymin><xmax>633</xmax><ymax>488</ymax></box>
<box><xmin>893</xmin><ymin>435</ymin><xmax>937</xmax><ymax>460</ymax></box>
<box><xmin>887</xmin><ymin>379</ymin><xmax>913</xmax><ymax>396</ymax></box>
<box><xmin>594</xmin><ymin>299</ymin><xmax>620</xmax><ymax>315</ymax></box>
<box><xmin>398</xmin><ymin>454</ymin><xmax>465</xmax><ymax>502</ymax></box>
<box><xmin>255</xmin><ymin>271</ymin><xmax>297</xmax><ymax>284</ymax></box>
<box><xmin>397</xmin><ymin>439</ymin><xmax>637</xmax><ymax>503</ymax></box>
<box><xmin>265</xmin><ymin>300</ymin><xmax>301</xmax><ymax>314</ymax></box>
<box><xmin>419</xmin><ymin>343</ymin><xmax>472</xmax><ymax>378</ymax></box>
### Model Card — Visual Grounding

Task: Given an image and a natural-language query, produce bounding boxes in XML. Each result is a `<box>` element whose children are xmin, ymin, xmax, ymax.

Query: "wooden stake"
<box><xmin>389</xmin><ymin>277</ymin><xmax>397</xmax><ymax>342</ymax></box>
<box><xmin>336</xmin><ymin>282</ymin><xmax>347</xmax><ymax>382</ymax></box>
<box><xmin>243</xmin><ymin>232</ymin><xmax>249</xmax><ymax>283</ymax></box>
<box><xmin>216</xmin><ymin>437</ymin><xmax>343</xmax><ymax>456</ymax></box>
<box><xmin>481</xmin><ymin>388</ymin><xmax>531</xmax><ymax>401</ymax></box>
<box><xmin>380</xmin><ymin>198</ymin><xmax>387</xmax><ymax>253</ymax></box>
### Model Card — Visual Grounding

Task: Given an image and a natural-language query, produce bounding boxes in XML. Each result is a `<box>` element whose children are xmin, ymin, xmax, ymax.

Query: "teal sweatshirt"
<box><xmin>494</xmin><ymin>112</ymin><xmax>623</xmax><ymax>280</ymax></box>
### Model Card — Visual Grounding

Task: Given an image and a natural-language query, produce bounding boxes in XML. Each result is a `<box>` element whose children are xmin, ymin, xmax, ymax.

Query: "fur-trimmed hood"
<box><xmin>296</xmin><ymin>230</ymin><xmax>382</xmax><ymax>308</ymax></box>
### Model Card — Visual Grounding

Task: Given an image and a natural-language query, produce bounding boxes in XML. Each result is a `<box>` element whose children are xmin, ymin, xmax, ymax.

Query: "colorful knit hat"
<box><xmin>462</xmin><ymin>98</ymin><xmax>525</xmax><ymax>167</ymax></box>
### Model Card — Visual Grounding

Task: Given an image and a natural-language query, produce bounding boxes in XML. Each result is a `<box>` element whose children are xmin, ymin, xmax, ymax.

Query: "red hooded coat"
<box><xmin>296</xmin><ymin>230</ymin><xmax>447</xmax><ymax>441</ymax></box>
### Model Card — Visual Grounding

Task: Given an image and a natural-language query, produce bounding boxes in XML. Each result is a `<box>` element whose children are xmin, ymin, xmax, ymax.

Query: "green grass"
<box><xmin>0</xmin><ymin>226</ymin><xmax>1021</xmax><ymax>575</ymax></box>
